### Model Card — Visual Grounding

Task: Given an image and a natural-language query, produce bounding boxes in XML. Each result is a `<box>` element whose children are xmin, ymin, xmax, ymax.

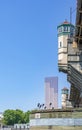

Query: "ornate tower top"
<box><xmin>62</xmin><ymin>87</ymin><xmax>69</xmax><ymax>94</ymax></box>
<box><xmin>57</xmin><ymin>20</ymin><xmax>74</xmax><ymax>37</ymax></box>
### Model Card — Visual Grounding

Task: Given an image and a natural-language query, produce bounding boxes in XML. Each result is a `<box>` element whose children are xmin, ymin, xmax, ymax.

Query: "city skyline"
<box><xmin>0</xmin><ymin>0</ymin><xmax>76</xmax><ymax>112</ymax></box>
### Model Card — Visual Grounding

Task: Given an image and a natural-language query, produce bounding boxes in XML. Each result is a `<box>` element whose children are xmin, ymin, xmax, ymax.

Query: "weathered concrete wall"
<box><xmin>30</xmin><ymin>109</ymin><xmax>82</xmax><ymax>119</ymax></box>
<box><xmin>30</xmin><ymin>108</ymin><xmax>82</xmax><ymax>130</ymax></box>
<box><xmin>30</xmin><ymin>118</ymin><xmax>82</xmax><ymax>126</ymax></box>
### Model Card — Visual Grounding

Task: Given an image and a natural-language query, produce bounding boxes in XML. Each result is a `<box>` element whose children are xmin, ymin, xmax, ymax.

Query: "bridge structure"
<box><xmin>58</xmin><ymin>0</ymin><xmax>82</xmax><ymax>108</ymax></box>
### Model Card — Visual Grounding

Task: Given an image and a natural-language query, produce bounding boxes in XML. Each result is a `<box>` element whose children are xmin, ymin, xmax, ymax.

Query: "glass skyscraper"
<box><xmin>45</xmin><ymin>77</ymin><xmax>58</xmax><ymax>109</ymax></box>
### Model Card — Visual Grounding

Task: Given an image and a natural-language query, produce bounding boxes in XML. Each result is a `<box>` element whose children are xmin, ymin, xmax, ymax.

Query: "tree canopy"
<box><xmin>2</xmin><ymin>109</ymin><xmax>30</xmax><ymax>125</ymax></box>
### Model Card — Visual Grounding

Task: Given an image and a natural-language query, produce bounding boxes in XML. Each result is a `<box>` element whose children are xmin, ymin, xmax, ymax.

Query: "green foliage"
<box><xmin>2</xmin><ymin>109</ymin><xmax>30</xmax><ymax>125</ymax></box>
<box><xmin>24</xmin><ymin>111</ymin><xmax>30</xmax><ymax>123</ymax></box>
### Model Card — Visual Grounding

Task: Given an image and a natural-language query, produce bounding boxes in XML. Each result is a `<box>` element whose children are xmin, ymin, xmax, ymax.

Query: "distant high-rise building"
<box><xmin>45</xmin><ymin>77</ymin><xmax>58</xmax><ymax>109</ymax></box>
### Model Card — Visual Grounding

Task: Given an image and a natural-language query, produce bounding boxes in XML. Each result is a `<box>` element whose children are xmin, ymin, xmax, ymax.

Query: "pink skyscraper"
<box><xmin>45</xmin><ymin>77</ymin><xmax>58</xmax><ymax>109</ymax></box>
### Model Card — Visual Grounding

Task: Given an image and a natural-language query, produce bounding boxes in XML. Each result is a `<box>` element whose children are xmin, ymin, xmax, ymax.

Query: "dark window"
<box><xmin>64</xmin><ymin>26</ymin><xmax>68</xmax><ymax>32</ymax></box>
<box><xmin>58</xmin><ymin>27</ymin><xmax>62</xmax><ymax>33</ymax></box>
<box><xmin>60</xmin><ymin>42</ymin><xmax>62</xmax><ymax>47</ymax></box>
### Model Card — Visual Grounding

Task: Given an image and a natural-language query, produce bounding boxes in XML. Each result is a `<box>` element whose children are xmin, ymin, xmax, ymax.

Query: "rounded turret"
<box><xmin>57</xmin><ymin>20</ymin><xmax>75</xmax><ymax>72</ymax></box>
<box><xmin>61</xmin><ymin>87</ymin><xmax>69</xmax><ymax>108</ymax></box>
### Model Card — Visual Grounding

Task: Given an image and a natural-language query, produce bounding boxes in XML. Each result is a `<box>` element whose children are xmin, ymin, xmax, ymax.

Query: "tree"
<box><xmin>37</xmin><ymin>103</ymin><xmax>40</xmax><ymax>108</ymax></box>
<box><xmin>24</xmin><ymin>111</ymin><xmax>30</xmax><ymax>123</ymax></box>
<box><xmin>3</xmin><ymin>109</ymin><xmax>15</xmax><ymax>125</ymax></box>
<box><xmin>2</xmin><ymin>109</ymin><xmax>25</xmax><ymax>125</ymax></box>
<box><xmin>41</xmin><ymin>104</ymin><xmax>44</xmax><ymax>109</ymax></box>
<box><xmin>37</xmin><ymin>103</ymin><xmax>41</xmax><ymax>109</ymax></box>
<box><xmin>49</xmin><ymin>102</ymin><xmax>52</xmax><ymax>109</ymax></box>
<box><xmin>2</xmin><ymin>109</ymin><xmax>31</xmax><ymax>126</ymax></box>
<box><xmin>15</xmin><ymin>109</ymin><xmax>24</xmax><ymax>124</ymax></box>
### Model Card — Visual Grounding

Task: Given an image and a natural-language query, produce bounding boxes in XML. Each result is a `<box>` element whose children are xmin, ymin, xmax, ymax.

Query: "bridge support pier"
<box><xmin>79</xmin><ymin>92</ymin><xmax>82</xmax><ymax>107</ymax></box>
<box><xmin>69</xmin><ymin>84</ymin><xmax>81</xmax><ymax>108</ymax></box>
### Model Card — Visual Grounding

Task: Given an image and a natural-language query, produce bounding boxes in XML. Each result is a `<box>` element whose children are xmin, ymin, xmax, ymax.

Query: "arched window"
<box><xmin>60</xmin><ymin>42</ymin><xmax>62</xmax><ymax>47</ymax></box>
<box><xmin>64</xmin><ymin>26</ymin><xmax>68</xmax><ymax>32</ymax></box>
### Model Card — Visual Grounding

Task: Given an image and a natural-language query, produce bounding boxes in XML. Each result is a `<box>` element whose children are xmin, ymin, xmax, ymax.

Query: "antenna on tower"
<box><xmin>69</xmin><ymin>7</ymin><xmax>72</xmax><ymax>38</ymax></box>
<box><xmin>70</xmin><ymin>7</ymin><xmax>72</xmax><ymax>24</ymax></box>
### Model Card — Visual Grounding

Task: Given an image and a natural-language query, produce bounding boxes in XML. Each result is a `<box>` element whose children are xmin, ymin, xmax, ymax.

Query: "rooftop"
<box><xmin>62</xmin><ymin>87</ymin><xmax>69</xmax><ymax>90</ymax></box>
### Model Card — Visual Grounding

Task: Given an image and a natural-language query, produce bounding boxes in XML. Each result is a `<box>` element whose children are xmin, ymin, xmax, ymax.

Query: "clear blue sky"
<box><xmin>0</xmin><ymin>0</ymin><xmax>76</xmax><ymax>112</ymax></box>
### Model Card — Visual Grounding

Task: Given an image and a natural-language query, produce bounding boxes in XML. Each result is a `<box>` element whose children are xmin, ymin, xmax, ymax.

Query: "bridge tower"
<box><xmin>57</xmin><ymin>20</ymin><xmax>75</xmax><ymax>72</ymax></box>
<box><xmin>57</xmin><ymin>20</ymin><xmax>82</xmax><ymax>107</ymax></box>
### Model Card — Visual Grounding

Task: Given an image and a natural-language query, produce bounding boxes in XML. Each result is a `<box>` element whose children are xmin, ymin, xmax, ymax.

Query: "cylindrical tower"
<box><xmin>57</xmin><ymin>20</ymin><xmax>75</xmax><ymax>72</ymax></box>
<box><xmin>61</xmin><ymin>87</ymin><xmax>69</xmax><ymax>109</ymax></box>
